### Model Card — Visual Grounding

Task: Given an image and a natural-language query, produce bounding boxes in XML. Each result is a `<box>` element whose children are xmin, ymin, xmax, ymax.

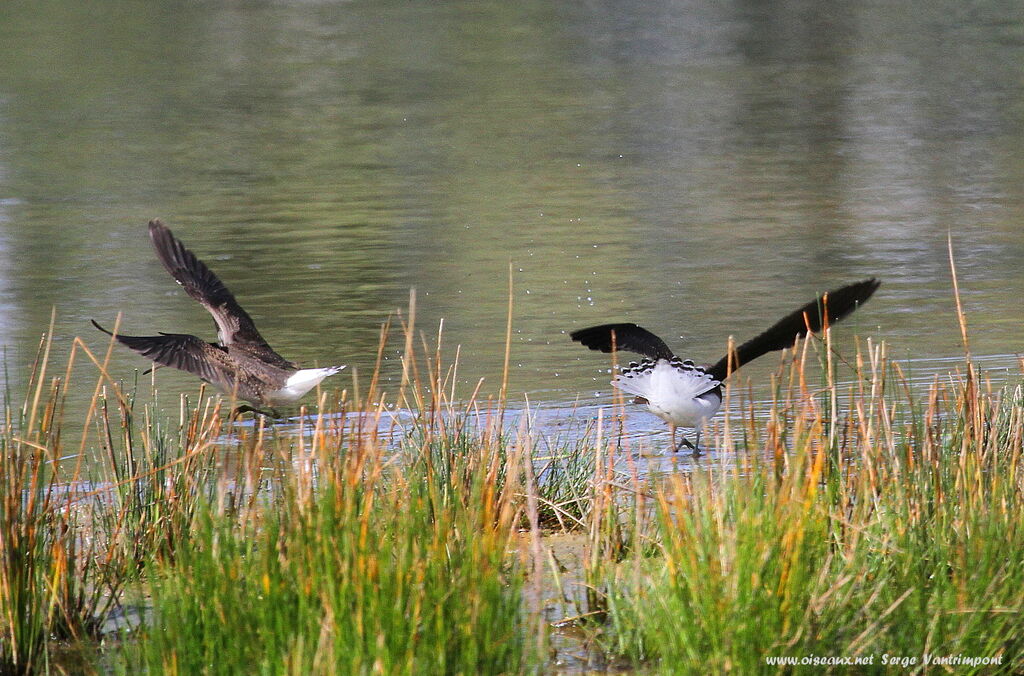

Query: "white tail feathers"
<box><xmin>268</xmin><ymin>365</ymin><xmax>347</xmax><ymax>404</ymax></box>
<box><xmin>613</xmin><ymin>359</ymin><xmax>722</xmax><ymax>429</ymax></box>
<box><xmin>613</xmin><ymin>359</ymin><xmax>718</xmax><ymax>400</ymax></box>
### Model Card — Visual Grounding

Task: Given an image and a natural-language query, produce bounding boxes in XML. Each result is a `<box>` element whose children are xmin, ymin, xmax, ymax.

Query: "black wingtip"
<box><xmin>148</xmin><ymin>219</ymin><xmax>176</xmax><ymax>257</ymax></box>
<box><xmin>570</xmin><ymin>323</ymin><xmax>675</xmax><ymax>360</ymax></box>
<box><xmin>570</xmin><ymin>323</ymin><xmax>631</xmax><ymax>354</ymax></box>
<box><xmin>91</xmin><ymin>319</ymin><xmax>114</xmax><ymax>336</ymax></box>
<box><xmin>706</xmin><ymin>277</ymin><xmax>882</xmax><ymax>381</ymax></box>
<box><xmin>851</xmin><ymin>276</ymin><xmax>880</xmax><ymax>298</ymax></box>
<box><xmin>570</xmin><ymin>327</ymin><xmax>605</xmax><ymax>353</ymax></box>
<box><xmin>819</xmin><ymin>277</ymin><xmax>881</xmax><ymax>326</ymax></box>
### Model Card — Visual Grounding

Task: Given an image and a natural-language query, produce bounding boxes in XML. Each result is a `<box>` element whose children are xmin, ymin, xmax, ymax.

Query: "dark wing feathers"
<box><xmin>706</xmin><ymin>278</ymin><xmax>880</xmax><ymax>381</ymax></box>
<box><xmin>570</xmin><ymin>323</ymin><xmax>675</xmax><ymax>361</ymax></box>
<box><xmin>92</xmin><ymin>319</ymin><xmax>228</xmax><ymax>387</ymax></box>
<box><xmin>148</xmin><ymin>219</ymin><xmax>294</xmax><ymax>369</ymax></box>
<box><xmin>148</xmin><ymin>220</ymin><xmax>240</xmax><ymax>326</ymax></box>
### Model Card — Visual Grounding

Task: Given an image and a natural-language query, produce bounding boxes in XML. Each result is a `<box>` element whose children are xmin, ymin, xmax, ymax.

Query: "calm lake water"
<box><xmin>1</xmin><ymin>1</ymin><xmax>1023</xmax><ymax>437</ymax></box>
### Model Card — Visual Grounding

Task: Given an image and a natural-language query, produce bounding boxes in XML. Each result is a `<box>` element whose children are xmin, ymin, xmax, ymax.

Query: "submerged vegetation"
<box><xmin>1</xmin><ymin>294</ymin><xmax>1023</xmax><ymax>674</ymax></box>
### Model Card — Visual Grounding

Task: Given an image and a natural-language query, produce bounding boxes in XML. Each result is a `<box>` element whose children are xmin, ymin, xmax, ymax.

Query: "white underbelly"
<box><xmin>645</xmin><ymin>392</ymin><xmax>722</xmax><ymax>429</ymax></box>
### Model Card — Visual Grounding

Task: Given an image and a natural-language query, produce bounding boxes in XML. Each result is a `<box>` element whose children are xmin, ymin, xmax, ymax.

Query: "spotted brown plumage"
<box><xmin>93</xmin><ymin>220</ymin><xmax>345</xmax><ymax>412</ymax></box>
<box><xmin>148</xmin><ymin>220</ymin><xmax>296</xmax><ymax>370</ymax></box>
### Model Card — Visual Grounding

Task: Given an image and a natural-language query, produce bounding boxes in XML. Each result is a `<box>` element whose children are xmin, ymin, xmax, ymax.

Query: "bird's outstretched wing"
<box><xmin>92</xmin><ymin>319</ymin><xmax>235</xmax><ymax>390</ymax></box>
<box><xmin>570</xmin><ymin>323</ymin><xmax>675</xmax><ymax>360</ymax></box>
<box><xmin>706</xmin><ymin>278</ymin><xmax>880</xmax><ymax>381</ymax></box>
<box><xmin>148</xmin><ymin>219</ymin><xmax>294</xmax><ymax>368</ymax></box>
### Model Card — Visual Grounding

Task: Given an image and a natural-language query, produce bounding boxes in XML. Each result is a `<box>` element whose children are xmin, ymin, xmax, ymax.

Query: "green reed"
<box><xmin>4</xmin><ymin>279</ymin><xmax>1024</xmax><ymax>675</ymax></box>
<box><xmin>125</xmin><ymin>415</ymin><xmax>529</xmax><ymax>675</ymax></box>
<box><xmin>111</xmin><ymin>303</ymin><xmax>547</xmax><ymax>674</ymax></box>
<box><xmin>596</xmin><ymin>339</ymin><xmax>1024</xmax><ymax>674</ymax></box>
<box><xmin>0</xmin><ymin>325</ymin><xmax>125</xmax><ymax>674</ymax></box>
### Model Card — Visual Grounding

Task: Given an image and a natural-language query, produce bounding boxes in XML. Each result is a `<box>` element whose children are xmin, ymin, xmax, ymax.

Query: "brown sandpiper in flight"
<box><xmin>93</xmin><ymin>219</ymin><xmax>345</xmax><ymax>415</ymax></box>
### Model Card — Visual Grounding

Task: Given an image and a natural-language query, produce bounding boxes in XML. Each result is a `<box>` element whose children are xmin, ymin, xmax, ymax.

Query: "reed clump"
<box><xmin>0</xmin><ymin>310</ymin><xmax>588</xmax><ymax>674</ymax></box>
<box><xmin>126</xmin><ymin>409</ymin><xmax>529</xmax><ymax>674</ymax></box>
<box><xmin>595</xmin><ymin>339</ymin><xmax>1024</xmax><ymax>673</ymax></box>
<box><xmin>1</xmin><ymin>297</ymin><xmax>1023</xmax><ymax>674</ymax></box>
<box><xmin>0</xmin><ymin>328</ymin><xmax>127</xmax><ymax>675</ymax></box>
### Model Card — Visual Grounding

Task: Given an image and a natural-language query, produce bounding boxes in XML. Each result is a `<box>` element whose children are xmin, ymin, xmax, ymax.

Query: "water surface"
<box><xmin>1</xmin><ymin>1</ymin><xmax>1023</xmax><ymax>437</ymax></box>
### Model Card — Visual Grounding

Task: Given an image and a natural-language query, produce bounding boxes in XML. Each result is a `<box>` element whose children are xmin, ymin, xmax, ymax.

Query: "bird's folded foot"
<box><xmin>230</xmin><ymin>404</ymin><xmax>281</xmax><ymax>419</ymax></box>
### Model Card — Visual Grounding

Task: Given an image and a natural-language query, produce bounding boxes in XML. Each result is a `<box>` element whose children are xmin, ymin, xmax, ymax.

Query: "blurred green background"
<box><xmin>1</xmin><ymin>0</ymin><xmax>1022</xmax><ymax>415</ymax></box>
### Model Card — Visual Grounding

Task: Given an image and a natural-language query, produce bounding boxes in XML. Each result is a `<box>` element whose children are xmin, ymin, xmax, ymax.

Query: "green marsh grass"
<box><xmin>596</xmin><ymin>338</ymin><xmax>1024</xmax><ymax>673</ymax></box>
<box><xmin>89</xmin><ymin>385</ymin><xmax>223</xmax><ymax>574</ymax></box>
<box><xmin>3</xmin><ymin>283</ymin><xmax>1024</xmax><ymax>674</ymax></box>
<box><xmin>0</xmin><ymin>326</ymin><xmax>127</xmax><ymax>674</ymax></box>
<box><xmin>128</xmin><ymin>420</ymin><xmax>529</xmax><ymax>675</ymax></box>
<box><xmin>119</xmin><ymin>307</ymin><xmax>544</xmax><ymax>674</ymax></box>
<box><xmin>0</xmin><ymin>304</ymin><xmax>599</xmax><ymax>674</ymax></box>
